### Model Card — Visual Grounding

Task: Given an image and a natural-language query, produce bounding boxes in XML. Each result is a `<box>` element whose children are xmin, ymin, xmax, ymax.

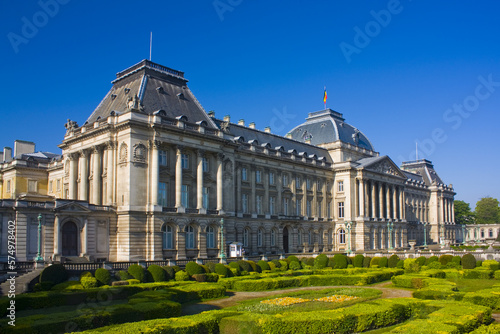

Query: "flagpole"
<box><xmin>149</xmin><ymin>32</ymin><xmax>152</xmax><ymax>61</ymax></box>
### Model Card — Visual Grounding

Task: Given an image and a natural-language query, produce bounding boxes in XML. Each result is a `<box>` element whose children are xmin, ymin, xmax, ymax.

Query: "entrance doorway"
<box><xmin>283</xmin><ymin>227</ymin><xmax>289</xmax><ymax>253</ymax></box>
<box><xmin>62</xmin><ymin>222</ymin><xmax>78</xmax><ymax>256</ymax></box>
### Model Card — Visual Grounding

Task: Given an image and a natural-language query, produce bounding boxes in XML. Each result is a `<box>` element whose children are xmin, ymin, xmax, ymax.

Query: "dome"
<box><xmin>288</xmin><ymin>109</ymin><xmax>374</xmax><ymax>151</ymax></box>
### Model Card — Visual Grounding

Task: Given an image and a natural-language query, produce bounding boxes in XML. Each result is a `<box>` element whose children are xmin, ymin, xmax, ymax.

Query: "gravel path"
<box><xmin>181</xmin><ymin>281</ymin><xmax>412</xmax><ymax>316</ymax></box>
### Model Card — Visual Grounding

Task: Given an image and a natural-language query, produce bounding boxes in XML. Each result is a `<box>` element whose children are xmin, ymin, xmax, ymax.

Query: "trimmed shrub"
<box><xmin>95</xmin><ymin>268</ymin><xmax>111</xmax><ymax>286</ymax></box>
<box><xmin>332</xmin><ymin>254</ymin><xmax>348</xmax><ymax>269</ymax></box>
<box><xmin>111</xmin><ymin>280</ymin><xmax>129</xmax><ymax>286</ymax></box>
<box><xmin>370</xmin><ymin>257</ymin><xmax>381</xmax><ymax>267</ymax></box>
<box><xmin>404</xmin><ymin>258</ymin><xmax>420</xmax><ymax>273</ymax></box>
<box><xmin>271</xmin><ymin>259</ymin><xmax>281</xmax><ymax>268</ymax></box>
<box><xmin>425</xmin><ymin>256</ymin><xmax>439</xmax><ymax>265</ymax></box>
<box><xmin>206</xmin><ymin>262</ymin><xmax>216</xmax><ymax>273</ymax></box>
<box><xmin>80</xmin><ymin>271</ymin><xmax>93</xmax><ymax>279</ymax></box>
<box><xmin>278</xmin><ymin>260</ymin><xmax>288</xmax><ymax>271</ymax></box>
<box><xmin>347</xmin><ymin>257</ymin><xmax>353</xmax><ymax>265</ymax></box>
<box><xmin>215</xmin><ymin>263</ymin><xmax>229</xmax><ymax>276</ymax></box>
<box><xmin>482</xmin><ymin>260</ymin><xmax>499</xmax><ymax>271</ymax></box>
<box><xmin>397</xmin><ymin>260</ymin><xmax>405</xmax><ymax>269</ymax></box>
<box><xmin>427</xmin><ymin>261</ymin><xmax>442</xmax><ymax>269</ymax></box>
<box><xmin>439</xmin><ymin>255</ymin><xmax>453</xmax><ymax>266</ymax></box>
<box><xmin>416</xmin><ymin>256</ymin><xmax>427</xmax><ymax>267</ymax></box>
<box><xmin>162</xmin><ymin>266</ymin><xmax>176</xmax><ymax>281</ymax></box>
<box><xmin>328</xmin><ymin>257</ymin><xmax>335</xmax><ymax>268</ymax></box>
<box><xmin>289</xmin><ymin>261</ymin><xmax>301</xmax><ymax>270</ymax></box>
<box><xmin>230</xmin><ymin>267</ymin><xmax>241</xmax><ymax>276</ymax></box>
<box><xmin>462</xmin><ymin>253</ymin><xmax>477</xmax><ymax>269</ymax></box>
<box><xmin>128</xmin><ymin>264</ymin><xmax>145</xmax><ymax>282</ymax></box>
<box><xmin>476</xmin><ymin>260</ymin><xmax>483</xmax><ymax>268</ymax></box>
<box><xmin>247</xmin><ymin>260</ymin><xmax>259</xmax><ymax>272</ymax></box>
<box><xmin>305</xmin><ymin>257</ymin><xmax>315</xmax><ymax>266</ymax></box>
<box><xmin>452</xmin><ymin>256</ymin><xmax>461</xmax><ymax>266</ymax></box>
<box><xmin>462</xmin><ymin>269</ymin><xmax>493</xmax><ymax>279</ymax></box>
<box><xmin>314</xmin><ymin>254</ymin><xmax>329</xmax><ymax>269</ymax></box>
<box><xmin>185</xmin><ymin>261</ymin><xmax>205</xmax><ymax>276</ymax></box>
<box><xmin>237</xmin><ymin>260</ymin><xmax>252</xmax><ymax>272</ymax></box>
<box><xmin>287</xmin><ymin>255</ymin><xmax>299</xmax><ymax>263</ymax></box>
<box><xmin>363</xmin><ymin>256</ymin><xmax>372</xmax><ymax>268</ymax></box>
<box><xmin>175</xmin><ymin>270</ymin><xmax>190</xmax><ymax>281</ymax></box>
<box><xmin>117</xmin><ymin>270</ymin><xmax>131</xmax><ymax>281</ymax></box>
<box><xmin>388</xmin><ymin>254</ymin><xmax>400</xmax><ymax>268</ymax></box>
<box><xmin>379</xmin><ymin>257</ymin><xmax>388</xmax><ymax>268</ymax></box>
<box><xmin>258</xmin><ymin>260</ymin><xmax>270</xmax><ymax>271</ymax></box>
<box><xmin>34</xmin><ymin>281</ymin><xmax>53</xmax><ymax>291</ymax></box>
<box><xmin>147</xmin><ymin>264</ymin><xmax>166</xmax><ymax>282</ymax></box>
<box><xmin>80</xmin><ymin>276</ymin><xmax>99</xmax><ymax>289</ymax></box>
<box><xmin>39</xmin><ymin>264</ymin><xmax>68</xmax><ymax>286</ymax></box>
<box><xmin>128</xmin><ymin>279</ymin><xmax>140</xmax><ymax>285</ymax></box>
<box><xmin>353</xmin><ymin>254</ymin><xmax>364</xmax><ymax>268</ymax></box>
<box><xmin>200</xmin><ymin>264</ymin><xmax>210</xmax><ymax>273</ymax></box>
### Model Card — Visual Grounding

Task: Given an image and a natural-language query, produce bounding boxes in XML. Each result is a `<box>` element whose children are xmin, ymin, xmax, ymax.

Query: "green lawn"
<box><xmin>448</xmin><ymin>278</ymin><xmax>498</xmax><ymax>292</ymax></box>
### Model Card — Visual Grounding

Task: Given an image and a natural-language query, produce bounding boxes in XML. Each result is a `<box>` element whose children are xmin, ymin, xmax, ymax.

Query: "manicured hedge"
<box><xmin>462</xmin><ymin>253</ymin><xmax>476</xmax><ymax>269</ymax></box>
<box><xmin>470</xmin><ymin>323</ymin><xmax>500</xmax><ymax>334</ymax></box>
<box><xmin>147</xmin><ymin>264</ymin><xmax>166</xmax><ymax>282</ymax></box>
<box><xmin>313</xmin><ymin>254</ymin><xmax>328</xmax><ymax>269</ymax></box>
<box><xmin>462</xmin><ymin>288</ymin><xmax>500</xmax><ymax>309</ymax></box>
<box><xmin>127</xmin><ymin>264</ymin><xmax>145</xmax><ymax>282</ymax></box>
<box><xmin>95</xmin><ymin>268</ymin><xmax>111</xmax><ymax>286</ymax></box>
<box><xmin>39</xmin><ymin>264</ymin><xmax>68</xmax><ymax>286</ymax></box>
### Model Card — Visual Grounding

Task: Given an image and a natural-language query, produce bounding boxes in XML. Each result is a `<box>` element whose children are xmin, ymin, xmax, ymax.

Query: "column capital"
<box><xmin>79</xmin><ymin>149</ymin><xmax>90</xmax><ymax>158</ymax></box>
<box><xmin>176</xmin><ymin>145</ymin><xmax>184</xmax><ymax>154</ymax></box>
<box><xmin>106</xmin><ymin>141</ymin><xmax>115</xmax><ymax>149</ymax></box>
<box><xmin>149</xmin><ymin>139</ymin><xmax>162</xmax><ymax>149</ymax></box>
<box><xmin>217</xmin><ymin>152</ymin><xmax>224</xmax><ymax>161</ymax></box>
<box><xmin>197</xmin><ymin>149</ymin><xmax>205</xmax><ymax>158</ymax></box>
<box><xmin>92</xmin><ymin>145</ymin><xmax>104</xmax><ymax>154</ymax></box>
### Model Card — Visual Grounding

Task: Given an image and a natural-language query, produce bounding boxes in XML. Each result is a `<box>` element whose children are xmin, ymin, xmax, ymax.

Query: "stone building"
<box><xmin>0</xmin><ymin>59</ymin><xmax>459</xmax><ymax>262</ymax></box>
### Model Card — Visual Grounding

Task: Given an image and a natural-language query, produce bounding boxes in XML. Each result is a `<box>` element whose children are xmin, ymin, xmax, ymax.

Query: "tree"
<box><xmin>454</xmin><ymin>200</ymin><xmax>474</xmax><ymax>224</ymax></box>
<box><xmin>474</xmin><ymin>197</ymin><xmax>500</xmax><ymax>224</ymax></box>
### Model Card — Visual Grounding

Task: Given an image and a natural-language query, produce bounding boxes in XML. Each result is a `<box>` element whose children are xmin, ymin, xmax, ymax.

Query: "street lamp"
<box><xmin>423</xmin><ymin>222</ymin><xmax>428</xmax><ymax>247</ymax></box>
<box><xmin>345</xmin><ymin>221</ymin><xmax>352</xmax><ymax>255</ymax></box>
<box><xmin>219</xmin><ymin>218</ymin><xmax>226</xmax><ymax>263</ymax></box>
<box><xmin>387</xmin><ymin>220</ymin><xmax>394</xmax><ymax>250</ymax></box>
<box><xmin>35</xmin><ymin>213</ymin><xmax>44</xmax><ymax>262</ymax></box>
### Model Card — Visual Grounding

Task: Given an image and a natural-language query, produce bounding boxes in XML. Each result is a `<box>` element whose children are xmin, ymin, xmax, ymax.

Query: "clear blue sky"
<box><xmin>1</xmin><ymin>0</ymin><xmax>499</xmax><ymax>209</ymax></box>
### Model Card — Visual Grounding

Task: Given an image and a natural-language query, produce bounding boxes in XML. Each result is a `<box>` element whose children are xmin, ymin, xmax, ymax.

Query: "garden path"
<box><xmin>181</xmin><ymin>282</ymin><xmax>412</xmax><ymax>316</ymax></box>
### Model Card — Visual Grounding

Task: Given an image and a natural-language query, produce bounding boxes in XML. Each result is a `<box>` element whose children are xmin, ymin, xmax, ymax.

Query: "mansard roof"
<box><xmin>288</xmin><ymin>109</ymin><xmax>374</xmax><ymax>151</ymax></box>
<box><xmin>400</xmin><ymin>159</ymin><xmax>445</xmax><ymax>186</ymax></box>
<box><xmin>85</xmin><ymin>59</ymin><xmax>217</xmax><ymax>128</ymax></box>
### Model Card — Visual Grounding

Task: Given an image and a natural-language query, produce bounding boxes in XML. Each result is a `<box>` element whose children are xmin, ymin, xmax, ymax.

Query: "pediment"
<box><xmin>360</xmin><ymin>156</ymin><xmax>407</xmax><ymax>179</ymax></box>
<box><xmin>55</xmin><ymin>201</ymin><xmax>92</xmax><ymax>213</ymax></box>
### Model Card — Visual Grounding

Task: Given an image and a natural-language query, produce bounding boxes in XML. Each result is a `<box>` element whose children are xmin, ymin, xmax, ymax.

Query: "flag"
<box><xmin>323</xmin><ymin>87</ymin><xmax>327</xmax><ymax>104</ymax></box>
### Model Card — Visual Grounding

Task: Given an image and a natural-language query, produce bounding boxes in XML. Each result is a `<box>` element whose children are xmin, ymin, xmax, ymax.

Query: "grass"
<box><xmin>447</xmin><ymin>278</ymin><xmax>498</xmax><ymax>292</ymax></box>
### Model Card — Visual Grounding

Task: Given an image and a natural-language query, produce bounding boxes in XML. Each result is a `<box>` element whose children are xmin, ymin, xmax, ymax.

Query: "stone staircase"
<box><xmin>0</xmin><ymin>267</ymin><xmax>44</xmax><ymax>296</ymax></box>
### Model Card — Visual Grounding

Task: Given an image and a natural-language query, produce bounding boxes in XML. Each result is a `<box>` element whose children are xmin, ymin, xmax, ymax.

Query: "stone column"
<box><xmin>371</xmin><ymin>182</ymin><xmax>377</xmax><ymax>219</ymax></box>
<box><xmin>150</xmin><ymin>141</ymin><xmax>159</xmax><ymax>207</ymax></box>
<box><xmin>399</xmin><ymin>187</ymin><xmax>404</xmax><ymax>220</ymax></box>
<box><xmin>379</xmin><ymin>183</ymin><xmax>384</xmax><ymax>219</ymax></box>
<box><xmin>79</xmin><ymin>150</ymin><xmax>89</xmax><ymax>201</ymax></box>
<box><xmin>216</xmin><ymin>153</ymin><xmax>223</xmax><ymax>212</ymax></box>
<box><xmin>392</xmin><ymin>185</ymin><xmax>397</xmax><ymax>219</ymax></box>
<box><xmin>277</xmin><ymin>172</ymin><xmax>283</xmax><ymax>215</ymax></box>
<box><xmin>386</xmin><ymin>185</ymin><xmax>391</xmax><ymax>219</ymax></box>
<box><xmin>198</xmin><ymin>227</ymin><xmax>207</xmax><ymax>258</ymax></box>
<box><xmin>451</xmin><ymin>199</ymin><xmax>455</xmax><ymax>222</ymax></box>
<box><xmin>176</xmin><ymin>228</ymin><xmax>187</xmax><ymax>259</ymax></box>
<box><xmin>251</xmin><ymin>167</ymin><xmax>256</xmax><ymax>213</ymax></box>
<box><xmin>53</xmin><ymin>214</ymin><xmax>60</xmax><ymax>258</ymax></box>
<box><xmin>364</xmin><ymin>181</ymin><xmax>370</xmax><ymax>218</ymax></box>
<box><xmin>106</xmin><ymin>142</ymin><xmax>115</xmax><ymax>205</ymax></box>
<box><xmin>196</xmin><ymin>150</ymin><xmax>204</xmax><ymax>210</ymax></box>
<box><xmin>92</xmin><ymin>146</ymin><xmax>102</xmax><ymax>205</ymax></box>
<box><xmin>68</xmin><ymin>154</ymin><xmax>77</xmax><ymax>200</ymax></box>
<box><xmin>175</xmin><ymin>146</ymin><xmax>183</xmax><ymax>209</ymax></box>
<box><xmin>358</xmin><ymin>179</ymin><xmax>364</xmax><ymax>218</ymax></box>
<box><xmin>81</xmin><ymin>217</ymin><xmax>88</xmax><ymax>256</ymax></box>
<box><xmin>264</xmin><ymin>168</ymin><xmax>270</xmax><ymax>214</ymax></box>
<box><xmin>236</xmin><ymin>164</ymin><xmax>242</xmax><ymax>213</ymax></box>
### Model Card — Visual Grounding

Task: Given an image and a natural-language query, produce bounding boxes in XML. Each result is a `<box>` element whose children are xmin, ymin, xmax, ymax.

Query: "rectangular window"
<box><xmin>317</xmin><ymin>180</ymin><xmax>322</xmax><ymax>191</ymax></box>
<box><xmin>159</xmin><ymin>150</ymin><xmax>168</xmax><ymax>166</ymax></box>
<box><xmin>338</xmin><ymin>202</ymin><xmax>345</xmax><ymax>219</ymax></box>
<box><xmin>256</xmin><ymin>195</ymin><xmax>263</xmax><ymax>214</ymax></box>
<box><xmin>56</xmin><ymin>179</ymin><xmax>61</xmax><ymax>191</ymax></box>
<box><xmin>181</xmin><ymin>154</ymin><xmax>189</xmax><ymax>169</ymax></box>
<box><xmin>282</xmin><ymin>174</ymin><xmax>289</xmax><ymax>187</ymax></box>
<box><xmin>202</xmin><ymin>157</ymin><xmax>209</xmax><ymax>172</ymax></box>
<box><xmin>296</xmin><ymin>198</ymin><xmax>302</xmax><ymax>216</ymax></box>
<box><xmin>181</xmin><ymin>185</ymin><xmax>189</xmax><ymax>207</ymax></box>
<box><xmin>296</xmin><ymin>177</ymin><xmax>301</xmax><ymax>189</ymax></box>
<box><xmin>6</xmin><ymin>180</ymin><xmax>10</xmax><ymax>193</ymax></box>
<box><xmin>283</xmin><ymin>198</ymin><xmax>289</xmax><ymax>215</ymax></box>
<box><xmin>306</xmin><ymin>179</ymin><xmax>311</xmax><ymax>190</ymax></box>
<box><xmin>256</xmin><ymin>170</ymin><xmax>261</xmax><ymax>183</ymax></box>
<box><xmin>338</xmin><ymin>180</ymin><xmax>344</xmax><ymax>192</ymax></box>
<box><xmin>242</xmin><ymin>193</ymin><xmax>248</xmax><ymax>213</ymax></box>
<box><xmin>269</xmin><ymin>172</ymin><xmax>275</xmax><ymax>185</ymax></box>
<box><xmin>306</xmin><ymin>200</ymin><xmax>312</xmax><ymax>217</ymax></box>
<box><xmin>270</xmin><ymin>196</ymin><xmax>276</xmax><ymax>215</ymax></box>
<box><xmin>242</xmin><ymin>167</ymin><xmax>247</xmax><ymax>181</ymax></box>
<box><xmin>28</xmin><ymin>180</ymin><xmax>37</xmax><ymax>193</ymax></box>
<box><xmin>202</xmin><ymin>187</ymin><xmax>209</xmax><ymax>209</ymax></box>
<box><xmin>49</xmin><ymin>181</ymin><xmax>53</xmax><ymax>193</ymax></box>
<box><xmin>158</xmin><ymin>182</ymin><xmax>168</xmax><ymax>207</ymax></box>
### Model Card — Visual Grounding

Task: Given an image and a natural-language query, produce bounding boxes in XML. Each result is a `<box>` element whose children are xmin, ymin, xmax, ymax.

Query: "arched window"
<box><xmin>298</xmin><ymin>229</ymin><xmax>303</xmax><ymax>245</ymax></box>
<box><xmin>207</xmin><ymin>226</ymin><xmax>215</xmax><ymax>248</ymax></box>
<box><xmin>489</xmin><ymin>229</ymin><xmax>493</xmax><ymax>238</ymax></box>
<box><xmin>186</xmin><ymin>225</ymin><xmax>195</xmax><ymax>249</ymax></box>
<box><xmin>271</xmin><ymin>229</ymin><xmax>276</xmax><ymax>246</ymax></box>
<box><xmin>481</xmin><ymin>229</ymin><xmax>485</xmax><ymax>238</ymax></box>
<box><xmin>243</xmin><ymin>228</ymin><xmax>249</xmax><ymax>247</ymax></box>
<box><xmin>339</xmin><ymin>229</ymin><xmax>346</xmax><ymax>244</ymax></box>
<box><xmin>162</xmin><ymin>225</ymin><xmax>173</xmax><ymax>249</ymax></box>
<box><xmin>257</xmin><ymin>228</ymin><xmax>263</xmax><ymax>247</ymax></box>
<box><xmin>308</xmin><ymin>230</ymin><xmax>313</xmax><ymax>245</ymax></box>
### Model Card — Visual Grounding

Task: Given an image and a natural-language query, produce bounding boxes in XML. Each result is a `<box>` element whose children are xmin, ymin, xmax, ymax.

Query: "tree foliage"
<box><xmin>475</xmin><ymin>197</ymin><xmax>500</xmax><ymax>224</ymax></box>
<box><xmin>454</xmin><ymin>200</ymin><xmax>474</xmax><ymax>224</ymax></box>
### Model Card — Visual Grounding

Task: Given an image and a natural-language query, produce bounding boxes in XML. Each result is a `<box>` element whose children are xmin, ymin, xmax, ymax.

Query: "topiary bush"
<box><xmin>353</xmin><ymin>254</ymin><xmax>364</xmax><ymax>268</ymax></box>
<box><xmin>175</xmin><ymin>270</ymin><xmax>190</xmax><ymax>281</ymax></box>
<box><xmin>379</xmin><ymin>257</ymin><xmax>388</xmax><ymax>268</ymax></box>
<box><xmin>397</xmin><ymin>260</ymin><xmax>405</xmax><ymax>269</ymax></box>
<box><xmin>452</xmin><ymin>256</ymin><xmax>461</xmax><ymax>266</ymax></box>
<box><xmin>439</xmin><ymin>255</ymin><xmax>453</xmax><ymax>266</ymax></box>
<box><xmin>128</xmin><ymin>264</ymin><xmax>146</xmax><ymax>282</ymax></box>
<box><xmin>332</xmin><ymin>254</ymin><xmax>348</xmax><ymax>269</ymax></box>
<box><xmin>287</xmin><ymin>255</ymin><xmax>299</xmax><ymax>263</ymax></box>
<box><xmin>162</xmin><ymin>266</ymin><xmax>176</xmax><ymax>281</ymax></box>
<box><xmin>258</xmin><ymin>260</ymin><xmax>270</xmax><ymax>271</ymax></box>
<box><xmin>206</xmin><ymin>262</ymin><xmax>216</xmax><ymax>273</ymax></box>
<box><xmin>462</xmin><ymin>253</ymin><xmax>477</xmax><ymax>269</ymax></box>
<box><xmin>39</xmin><ymin>264</ymin><xmax>68</xmax><ymax>286</ymax></box>
<box><xmin>289</xmin><ymin>261</ymin><xmax>301</xmax><ymax>270</ymax></box>
<box><xmin>279</xmin><ymin>260</ymin><xmax>288</xmax><ymax>271</ymax></box>
<box><xmin>80</xmin><ymin>271</ymin><xmax>93</xmax><ymax>279</ymax></box>
<box><xmin>328</xmin><ymin>257</ymin><xmax>335</xmax><ymax>268</ymax></box>
<box><xmin>388</xmin><ymin>254</ymin><xmax>400</xmax><ymax>268</ymax></box>
<box><xmin>416</xmin><ymin>256</ymin><xmax>427</xmax><ymax>267</ymax></box>
<box><xmin>305</xmin><ymin>257</ymin><xmax>315</xmax><ymax>266</ymax></box>
<box><xmin>94</xmin><ymin>268</ymin><xmax>111</xmax><ymax>286</ymax></box>
<box><xmin>117</xmin><ymin>270</ymin><xmax>131</xmax><ymax>280</ymax></box>
<box><xmin>214</xmin><ymin>263</ymin><xmax>229</xmax><ymax>276</ymax></box>
<box><xmin>314</xmin><ymin>254</ymin><xmax>329</xmax><ymax>269</ymax></box>
<box><xmin>425</xmin><ymin>256</ymin><xmax>439</xmax><ymax>265</ymax></box>
<box><xmin>80</xmin><ymin>276</ymin><xmax>98</xmax><ymax>289</ymax></box>
<box><xmin>404</xmin><ymin>258</ymin><xmax>420</xmax><ymax>273</ymax></box>
<box><xmin>237</xmin><ymin>260</ymin><xmax>252</xmax><ymax>272</ymax></box>
<box><xmin>476</xmin><ymin>260</ymin><xmax>483</xmax><ymax>268</ymax></box>
<box><xmin>271</xmin><ymin>259</ymin><xmax>282</xmax><ymax>268</ymax></box>
<box><xmin>185</xmin><ymin>261</ymin><xmax>205</xmax><ymax>276</ymax></box>
<box><xmin>363</xmin><ymin>256</ymin><xmax>372</xmax><ymax>268</ymax></box>
<box><xmin>482</xmin><ymin>260</ymin><xmax>500</xmax><ymax>271</ymax></box>
<box><xmin>247</xmin><ymin>260</ymin><xmax>259</xmax><ymax>272</ymax></box>
<box><xmin>147</xmin><ymin>264</ymin><xmax>166</xmax><ymax>282</ymax></box>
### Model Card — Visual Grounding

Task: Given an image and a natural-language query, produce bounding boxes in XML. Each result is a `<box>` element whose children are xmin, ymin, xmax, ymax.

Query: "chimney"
<box><xmin>238</xmin><ymin>119</ymin><xmax>245</xmax><ymax>126</ymax></box>
<box><xmin>249</xmin><ymin>122</ymin><xmax>255</xmax><ymax>129</ymax></box>
<box><xmin>3</xmin><ymin>147</ymin><xmax>12</xmax><ymax>162</ymax></box>
<box><xmin>285</xmin><ymin>133</ymin><xmax>292</xmax><ymax>139</ymax></box>
<box><xmin>14</xmin><ymin>140</ymin><xmax>35</xmax><ymax>157</ymax></box>
<box><xmin>264</xmin><ymin>127</ymin><xmax>271</xmax><ymax>133</ymax></box>
<box><xmin>0</xmin><ymin>151</ymin><xmax>3</xmax><ymax>162</ymax></box>
<box><xmin>223</xmin><ymin>115</ymin><xmax>230</xmax><ymax>122</ymax></box>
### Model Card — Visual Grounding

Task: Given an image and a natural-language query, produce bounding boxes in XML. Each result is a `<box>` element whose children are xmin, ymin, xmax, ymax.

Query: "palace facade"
<box><xmin>0</xmin><ymin>60</ymin><xmax>459</xmax><ymax>262</ymax></box>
